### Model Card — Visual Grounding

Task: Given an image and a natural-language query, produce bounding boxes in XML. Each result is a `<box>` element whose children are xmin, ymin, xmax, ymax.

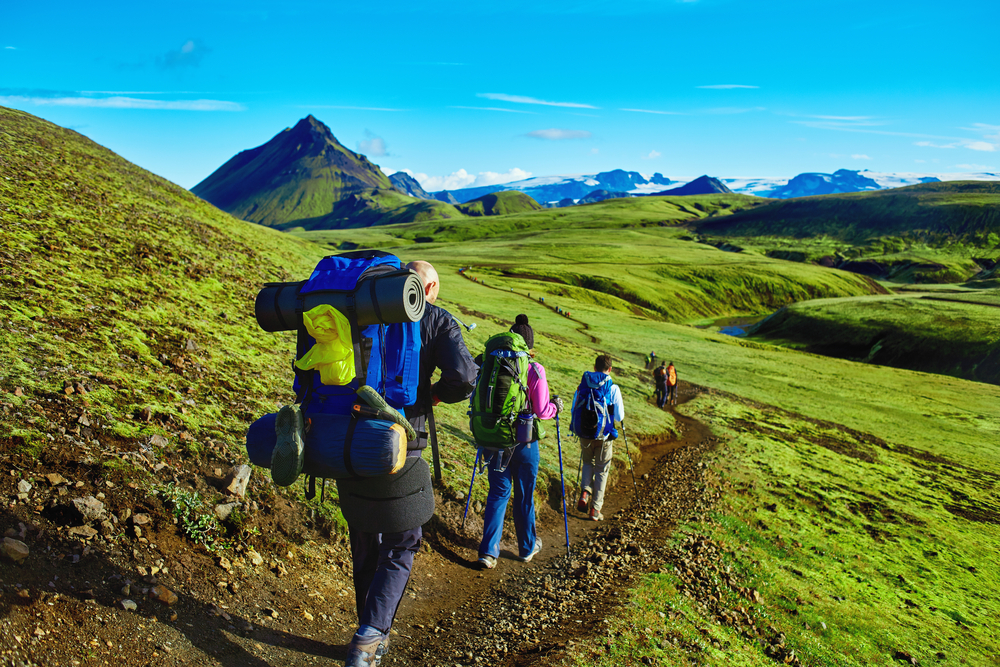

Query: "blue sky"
<box><xmin>2</xmin><ymin>0</ymin><xmax>998</xmax><ymax>190</ymax></box>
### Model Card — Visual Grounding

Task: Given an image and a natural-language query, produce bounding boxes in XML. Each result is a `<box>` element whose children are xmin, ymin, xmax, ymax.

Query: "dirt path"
<box><xmin>0</xmin><ymin>381</ymin><xmax>716</xmax><ymax>667</ymax></box>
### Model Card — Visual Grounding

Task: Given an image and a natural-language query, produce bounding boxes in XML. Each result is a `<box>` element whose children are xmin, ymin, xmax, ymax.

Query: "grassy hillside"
<box><xmin>294</xmin><ymin>193</ymin><xmax>769</xmax><ymax>249</ymax></box>
<box><xmin>695</xmin><ymin>182</ymin><xmax>1000</xmax><ymax>283</ymax></box>
<box><xmin>277</xmin><ymin>188</ymin><xmax>465</xmax><ymax>231</ymax></box>
<box><xmin>748</xmin><ymin>291</ymin><xmax>1000</xmax><ymax>384</ymax></box>
<box><xmin>457</xmin><ymin>190</ymin><xmax>543</xmax><ymax>216</ymax></box>
<box><xmin>0</xmin><ymin>105</ymin><xmax>320</xmax><ymax>475</ymax></box>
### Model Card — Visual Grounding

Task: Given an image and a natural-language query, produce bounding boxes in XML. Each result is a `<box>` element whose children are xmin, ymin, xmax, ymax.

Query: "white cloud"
<box><xmin>851</xmin><ymin>154</ymin><xmax>872</xmax><ymax>160</ymax></box>
<box><xmin>965</xmin><ymin>141</ymin><xmax>996</xmax><ymax>152</ymax></box>
<box><xmin>473</xmin><ymin>168</ymin><xmax>532</xmax><ymax>186</ymax></box>
<box><xmin>591</xmin><ymin>148</ymin><xmax>600</xmax><ymax>154</ymax></box>
<box><xmin>914</xmin><ymin>159</ymin><xmax>927</xmax><ymax>164</ymax></box>
<box><xmin>697</xmin><ymin>84</ymin><xmax>759</xmax><ymax>89</ymax></box>
<box><xmin>403</xmin><ymin>167</ymin><xmax>532</xmax><ymax>191</ymax></box>
<box><xmin>4</xmin><ymin>46</ymin><xmax>15</xmax><ymax>50</ymax></box>
<box><xmin>525</xmin><ymin>128</ymin><xmax>592</xmax><ymax>140</ymax></box>
<box><xmin>478</xmin><ymin>93</ymin><xmax>597</xmax><ymax>109</ymax></box>
<box><xmin>704</xmin><ymin>107</ymin><xmax>766</xmax><ymax>115</ymax></box>
<box><xmin>620</xmin><ymin>108</ymin><xmax>683</xmax><ymax>115</ymax></box>
<box><xmin>642</xmin><ymin>150</ymin><xmax>661</xmax><ymax>160</ymax></box>
<box><xmin>0</xmin><ymin>94</ymin><xmax>243</xmax><ymax>111</ymax></box>
<box><xmin>357</xmin><ymin>130</ymin><xmax>388</xmax><ymax>157</ymax></box>
<box><xmin>449</xmin><ymin>106</ymin><xmax>535</xmax><ymax>114</ymax></box>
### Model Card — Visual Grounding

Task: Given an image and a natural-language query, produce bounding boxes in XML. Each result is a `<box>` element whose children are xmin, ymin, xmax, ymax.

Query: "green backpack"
<box><xmin>468</xmin><ymin>332</ymin><xmax>531</xmax><ymax>448</ymax></box>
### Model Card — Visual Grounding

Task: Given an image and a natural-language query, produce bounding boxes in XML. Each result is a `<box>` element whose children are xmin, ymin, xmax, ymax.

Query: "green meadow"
<box><xmin>4</xmin><ymin>105</ymin><xmax>1000</xmax><ymax>665</ymax></box>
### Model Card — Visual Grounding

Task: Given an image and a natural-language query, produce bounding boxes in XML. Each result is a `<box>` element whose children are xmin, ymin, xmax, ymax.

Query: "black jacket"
<box><xmin>405</xmin><ymin>303</ymin><xmax>478</xmax><ymax>450</ymax></box>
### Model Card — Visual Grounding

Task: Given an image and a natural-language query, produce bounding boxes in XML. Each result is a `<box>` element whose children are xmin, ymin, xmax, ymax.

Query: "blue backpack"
<box><xmin>570</xmin><ymin>371</ymin><xmax>615</xmax><ymax>440</ymax></box>
<box><xmin>292</xmin><ymin>251</ymin><xmax>421</xmax><ymax>414</ymax></box>
<box><xmin>246</xmin><ymin>251</ymin><xmax>423</xmax><ymax>484</ymax></box>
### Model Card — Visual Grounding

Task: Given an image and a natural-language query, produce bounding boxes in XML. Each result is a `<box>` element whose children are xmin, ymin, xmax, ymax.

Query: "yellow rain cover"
<box><xmin>294</xmin><ymin>305</ymin><xmax>355</xmax><ymax>385</ymax></box>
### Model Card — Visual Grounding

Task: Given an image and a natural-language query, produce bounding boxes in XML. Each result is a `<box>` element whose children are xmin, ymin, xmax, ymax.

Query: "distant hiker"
<box><xmin>653</xmin><ymin>361</ymin><xmax>667</xmax><ymax>408</ymax></box>
<box><xmin>665</xmin><ymin>361</ymin><xmax>678</xmax><ymax>406</ymax></box>
<box><xmin>345</xmin><ymin>260</ymin><xmax>477</xmax><ymax>667</ymax></box>
<box><xmin>644</xmin><ymin>354</ymin><xmax>650</xmax><ymax>367</ymax></box>
<box><xmin>476</xmin><ymin>317</ymin><xmax>563</xmax><ymax>569</ymax></box>
<box><xmin>571</xmin><ymin>354</ymin><xmax>625</xmax><ymax>521</ymax></box>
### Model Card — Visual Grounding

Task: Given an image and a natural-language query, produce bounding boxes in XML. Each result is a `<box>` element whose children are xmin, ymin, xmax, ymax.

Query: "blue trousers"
<box><xmin>349</xmin><ymin>526</ymin><xmax>421</xmax><ymax>633</ymax></box>
<box><xmin>478</xmin><ymin>441</ymin><xmax>540</xmax><ymax>559</ymax></box>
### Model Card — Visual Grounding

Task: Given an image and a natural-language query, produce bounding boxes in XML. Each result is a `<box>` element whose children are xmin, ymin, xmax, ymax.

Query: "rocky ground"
<box><xmin>0</xmin><ymin>384</ymin><xmax>746</xmax><ymax>667</ymax></box>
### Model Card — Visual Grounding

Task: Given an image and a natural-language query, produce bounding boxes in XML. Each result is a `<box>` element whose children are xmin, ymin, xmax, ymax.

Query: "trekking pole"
<box><xmin>462</xmin><ymin>448</ymin><xmax>482</xmax><ymax>531</ymax></box>
<box><xmin>555</xmin><ymin>410</ymin><xmax>571</xmax><ymax>558</ymax></box>
<box><xmin>621</xmin><ymin>422</ymin><xmax>641</xmax><ymax>511</ymax></box>
<box><xmin>429</xmin><ymin>408</ymin><xmax>442</xmax><ymax>484</ymax></box>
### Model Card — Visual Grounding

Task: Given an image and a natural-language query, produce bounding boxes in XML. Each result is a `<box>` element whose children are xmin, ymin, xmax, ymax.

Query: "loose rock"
<box><xmin>68</xmin><ymin>525</ymin><xmax>99</xmax><ymax>540</ymax></box>
<box><xmin>223</xmin><ymin>465</ymin><xmax>252</xmax><ymax>497</ymax></box>
<box><xmin>149</xmin><ymin>585</ymin><xmax>179</xmax><ymax>606</ymax></box>
<box><xmin>1</xmin><ymin>537</ymin><xmax>29</xmax><ymax>562</ymax></box>
<box><xmin>72</xmin><ymin>496</ymin><xmax>106</xmax><ymax>522</ymax></box>
<box><xmin>215</xmin><ymin>502</ymin><xmax>239</xmax><ymax>522</ymax></box>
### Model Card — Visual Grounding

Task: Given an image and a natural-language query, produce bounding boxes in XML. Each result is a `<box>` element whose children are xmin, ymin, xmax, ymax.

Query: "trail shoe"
<box><xmin>271</xmin><ymin>404</ymin><xmax>305</xmax><ymax>487</ymax></box>
<box><xmin>576</xmin><ymin>490</ymin><xmax>591</xmax><ymax>513</ymax></box>
<box><xmin>519</xmin><ymin>539</ymin><xmax>543</xmax><ymax>562</ymax></box>
<box><xmin>344</xmin><ymin>631</ymin><xmax>389</xmax><ymax>667</ymax></box>
<box><xmin>589</xmin><ymin>507</ymin><xmax>604</xmax><ymax>522</ymax></box>
<box><xmin>477</xmin><ymin>554</ymin><xmax>497</xmax><ymax>570</ymax></box>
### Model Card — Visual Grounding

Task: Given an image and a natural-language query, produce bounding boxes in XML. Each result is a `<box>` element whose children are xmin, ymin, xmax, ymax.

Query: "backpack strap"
<box><xmin>293</xmin><ymin>288</ymin><xmax>317</xmax><ymax>407</ymax></box>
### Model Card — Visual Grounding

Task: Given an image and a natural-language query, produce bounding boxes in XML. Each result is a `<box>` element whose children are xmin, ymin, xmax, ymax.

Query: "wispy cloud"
<box><xmin>950</xmin><ymin>163</ymin><xmax>997</xmax><ymax>171</ymax></box>
<box><xmin>449</xmin><ymin>106</ymin><xmax>535</xmax><ymax>114</ymax></box>
<box><xmin>642</xmin><ymin>150</ymin><xmax>661</xmax><ymax>160</ymax></box>
<box><xmin>304</xmin><ymin>105</ymin><xmax>405</xmax><ymax>111</ymax></box>
<box><xmin>703</xmin><ymin>107</ymin><xmax>766</xmax><ymax>115</ymax></box>
<box><xmin>525</xmin><ymin>128</ymin><xmax>592</xmax><ymax>140</ymax></box>
<box><xmin>358</xmin><ymin>130</ymin><xmax>389</xmax><ymax>157</ymax></box>
<box><xmin>915</xmin><ymin>140</ymin><xmax>996</xmax><ymax>152</ymax></box>
<box><xmin>400</xmin><ymin>167</ymin><xmax>531</xmax><ymax>191</ymax></box>
<box><xmin>851</xmin><ymin>154</ymin><xmax>872</xmax><ymax>160</ymax></box>
<box><xmin>697</xmin><ymin>84</ymin><xmax>759</xmax><ymax>89</ymax></box>
<box><xmin>156</xmin><ymin>39</ymin><xmax>211</xmax><ymax>70</ymax></box>
<box><xmin>4</xmin><ymin>46</ymin><xmax>15</xmax><ymax>50</ymax></box>
<box><xmin>0</xmin><ymin>93</ymin><xmax>243</xmax><ymax>111</ymax></box>
<box><xmin>478</xmin><ymin>93</ymin><xmax>598</xmax><ymax>109</ymax></box>
<box><xmin>620</xmin><ymin>108</ymin><xmax>684</xmax><ymax>115</ymax></box>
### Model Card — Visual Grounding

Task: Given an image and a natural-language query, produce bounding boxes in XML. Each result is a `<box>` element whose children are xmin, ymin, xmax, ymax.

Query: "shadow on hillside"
<box><xmin>0</xmin><ymin>506</ymin><xmax>345</xmax><ymax>665</ymax></box>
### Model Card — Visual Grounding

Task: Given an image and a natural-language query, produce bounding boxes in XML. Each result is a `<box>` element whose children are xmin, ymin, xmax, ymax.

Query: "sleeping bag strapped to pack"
<box><xmin>468</xmin><ymin>332</ymin><xmax>531</xmax><ymax>448</ymax></box>
<box><xmin>245</xmin><ymin>251</ymin><xmax>422</xmax><ymax>480</ymax></box>
<box><xmin>570</xmin><ymin>371</ymin><xmax>616</xmax><ymax>440</ymax></box>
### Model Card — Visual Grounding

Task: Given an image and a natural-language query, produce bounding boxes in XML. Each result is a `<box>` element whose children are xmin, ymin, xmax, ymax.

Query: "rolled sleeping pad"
<box><xmin>246</xmin><ymin>412</ymin><xmax>407</xmax><ymax>479</ymax></box>
<box><xmin>254</xmin><ymin>269</ymin><xmax>426</xmax><ymax>332</ymax></box>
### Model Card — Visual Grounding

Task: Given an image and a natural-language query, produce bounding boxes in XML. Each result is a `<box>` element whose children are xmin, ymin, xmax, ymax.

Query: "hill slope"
<box><xmin>456</xmin><ymin>190</ymin><xmax>543</xmax><ymax>216</ymax></box>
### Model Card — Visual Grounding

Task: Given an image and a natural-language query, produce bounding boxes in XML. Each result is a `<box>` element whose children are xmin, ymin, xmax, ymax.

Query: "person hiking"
<box><xmin>571</xmin><ymin>354</ymin><xmax>625</xmax><ymax>521</ymax></box>
<box><xmin>476</xmin><ymin>316</ymin><xmax>563</xmax><ymax>570</ymax></box>
<box><xmin>665</xmin><ymin>361</ymin><xmax>678</xmax><ymax>406</ymax></box>
<box><xmin>344</xmin><ymin>260</ymin><xmax>477</xmax><ymax>667</ymax></box>
<box><xmin>653</xmin><ymin>361</ymin><xmax>667</xmax><ymax>408</ymax></box>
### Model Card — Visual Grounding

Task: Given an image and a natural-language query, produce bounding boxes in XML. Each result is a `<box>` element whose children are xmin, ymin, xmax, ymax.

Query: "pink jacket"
<box><xmin>527</xmin><ymin>362</ymin><xmax>558</xmax><ymax>420</ymax></box>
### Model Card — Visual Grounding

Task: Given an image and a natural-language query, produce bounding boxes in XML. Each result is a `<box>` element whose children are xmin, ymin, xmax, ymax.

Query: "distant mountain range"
<box><xmin>414</xmin><ymin>167</ymin><xmax>1000</xmax><ymax>205</ymax></box>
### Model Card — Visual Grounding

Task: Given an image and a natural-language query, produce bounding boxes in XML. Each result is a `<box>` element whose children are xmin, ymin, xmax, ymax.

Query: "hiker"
<box><xmin>665</xmin><ymin>361</ymin><xmax>678</xmax><ymax>406</ymax></box>
<box><xmin>344</xmin><ymin>260</ymin><xmax>477</xmax><ymax>667</ymax></box>
<box><xmin>476</xmin><ymin>315</ymin><xmax>563</xmax><ymax>569</ymax></box>
<box><xmin>653</xmin><ymin>361</ymin><xmax>667</xmax><ymax>408</ymax></box>
<box><xmin>571</xmin><ymin>354</ymin><xmax>625</xmax><ymax>521</ymax></box>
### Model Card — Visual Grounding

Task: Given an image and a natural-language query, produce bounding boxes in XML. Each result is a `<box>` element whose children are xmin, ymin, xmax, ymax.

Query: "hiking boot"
<box><xmin>589</xmin><ymin>507</ymin><xmax>604</xmax><ymax>522</ymax></box>
<box><xmin>477</xmin><ymin>554</ymin><xmax>497</xmax><ymax>570</ymax></box>
<box><xmin>519</xmin><ymin>539</ymin><xmax>542</xmax><ymax>562</ymax></box>
<box><xmin>344</xmin><ymin>631</ymin><xmax>389</xmax><ymax>667</ymax></box>
<box><xmin>271</xmin><ymin>404</ymin><xmax>305</xmax><ymax>487</ymax></box>
<box><xmin>576</xmin><ymin>490</ymin><xmax>591</xmax><ymax>513</ymax></box>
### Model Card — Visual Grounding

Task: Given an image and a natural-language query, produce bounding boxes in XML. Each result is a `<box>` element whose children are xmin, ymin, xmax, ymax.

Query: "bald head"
<box><xmin>406</xmin><ymin>260</ymin><xmax>440</xmax><ymax>304</ymax></box>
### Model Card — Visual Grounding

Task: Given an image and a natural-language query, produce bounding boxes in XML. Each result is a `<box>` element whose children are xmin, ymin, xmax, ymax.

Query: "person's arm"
<box><xmin>430</xmin><ymin>314</ymin><xmax>478</xmax><ymax>404</ymax></box>
<box><xmin>527</xmin><ymin>362</ymin><xmax>558</xmax><ymax>420</ymax></box>
<box><xmin>611</xmin><ymin>384</ymin><xmax>625</xmax><ymax>423</ymax></box>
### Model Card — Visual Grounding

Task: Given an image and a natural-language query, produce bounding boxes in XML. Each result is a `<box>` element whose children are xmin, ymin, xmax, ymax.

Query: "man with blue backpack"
<box><xmin>571</xmin><ymin>354</ymin><xmax>625</xmax><ymax>521</ymax></box>
<box><xmin>245</xmin><ymin>253</ymin><xmax>476</xmax><ymax>667</ymax></box>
